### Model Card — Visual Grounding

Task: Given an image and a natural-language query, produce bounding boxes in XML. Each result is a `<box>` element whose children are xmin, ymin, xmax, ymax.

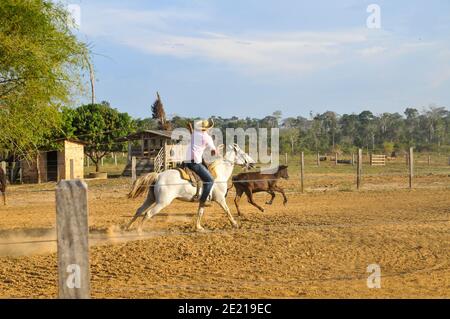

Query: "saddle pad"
<box><xmin>175</xmin><ymin>167</ymin><xmax>195</xmax><ymax>183</ymax></box>
<box><xmin>207</xmin><ymin>162</ymin><xmax>218</xmax><ymax>179</ymax></box>
<box><xmin>175</xmin><ymin>165</ymin><xmax>217</xmax><ymax>182</ymax></box>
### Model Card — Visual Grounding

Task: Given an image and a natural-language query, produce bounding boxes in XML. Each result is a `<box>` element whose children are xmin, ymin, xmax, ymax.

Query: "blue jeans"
<box><xmin>185</xmin><ymin>162</ymin><xmax>214</xmax><ymax>202</ymax></box>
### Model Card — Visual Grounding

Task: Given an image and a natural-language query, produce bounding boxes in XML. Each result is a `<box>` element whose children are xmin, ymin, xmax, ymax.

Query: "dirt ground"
<box><xmin>0</xmin><ymin>175</ymin><xmax>449</xmax><ymax>299</ymax></box>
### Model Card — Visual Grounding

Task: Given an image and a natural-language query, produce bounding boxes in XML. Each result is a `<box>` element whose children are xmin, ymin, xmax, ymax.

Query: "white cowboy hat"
<box><xmin>194</xmin><ymin>119</ymin><xmax>214</xmax><ymax>131</ymax></box>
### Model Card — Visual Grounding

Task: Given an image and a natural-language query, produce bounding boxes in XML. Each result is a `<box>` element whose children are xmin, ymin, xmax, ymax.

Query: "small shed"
<box><xmin>21</xmin><ymin>139</ymin><xmax>85</xmax><ymax>183</ymax></box>
<box><xmin>118</xmin><ymin>130</ymin><xmax>187</xmax><ymax>176</ymax></box>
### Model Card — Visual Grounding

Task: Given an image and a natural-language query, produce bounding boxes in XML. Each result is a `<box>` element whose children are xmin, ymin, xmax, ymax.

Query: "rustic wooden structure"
<box><xmin>118</xmin><ymin>130</ymin><xmax>186</xmax><ymax>176</ymax></box>
<box><xmin>20</xmin><ymin>139</ymin><xmax>85</xmax><ymax>183</ymax></box>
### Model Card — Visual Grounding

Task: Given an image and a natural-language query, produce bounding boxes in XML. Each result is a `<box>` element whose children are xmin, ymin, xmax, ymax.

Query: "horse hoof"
<box><xmin>195</xmin><ymin>226</ymin><xmax>206</xmax><ymax>233</ymax></box>
<box><xmin>231</xmin><ymin>221</ymin><xmax>239</xmax><ymax>229</ymax></box>
<box><xmin>260</xmin><ymin>208</ymin><xmax>265</xmax><ymax>212</ymax></box>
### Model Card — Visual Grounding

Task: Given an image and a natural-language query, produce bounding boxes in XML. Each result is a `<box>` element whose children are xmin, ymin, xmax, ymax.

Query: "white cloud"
<box><xmin>120</xmin><ymin>30</ymin><xmax>371</xmax><ymax>73</ymax></box>
<box><xmin>79</xmin><ymin>5</ymin><xmax>445</xmax><ymax>77</ymax></box>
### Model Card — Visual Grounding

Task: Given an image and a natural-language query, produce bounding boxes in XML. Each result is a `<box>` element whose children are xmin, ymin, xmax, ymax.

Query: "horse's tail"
<box><xmin>127</xmin><ymin>172</ymin><xmax>159</xmax><ymax>199</ymax></box>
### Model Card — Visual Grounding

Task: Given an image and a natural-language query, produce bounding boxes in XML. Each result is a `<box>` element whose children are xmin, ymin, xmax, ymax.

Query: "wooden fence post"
<box><xmin>1</xmin><ymin>161</ymin><xmax>6</xmax><ymax>174</ymax></box>
<box><xmin>101</xmin><ymin>157</ymin><xmax>104</xmax><ymax>167</ymax></box>
<box><xmin>285</xmin><ymin>153</ymin><xmax>288</xmax><ymax>165</ymax></box>
<box><xmin>300</xmin><ymin>152</ymin><xmax>304</xmax><ymax>193</ymax></box>
<box><xmin>427</xmin><ymin>155</ymin><xmax>431</xmax><ymax>166</ymax></box>
<box><xmin>409</xmin><ymin>147</ymin><xmax>414</xmax><ymax>189</ymax></box>
<box><xmin>352</xmin><ymin>153</ymin><xmax>355</xmax><ymax>166</ymax></box>
<box><xmin>335</xmin><ymin>153</ymin><xmax>338</xmax><ymax>165</ymax></box>
<box><xmin>131</xmin><ymin>156</ymin><xmax>136</xmax><ymax>181</ymax></box>
<box><xmin>114</xmin><ymin>153</ymin><xmax>117</xmax><ymax>166</ymax></box>
<box><xmin>56</xmin><ymin>180</ymin><xmax>90</xmax><ymax>299</ymax></box>
<box><xmin>127</xmin><ymin>142</ymin><xmax>132</xmax><ymax>162</ymax></box>
<box><xmin>316</xmin><ymin>153</ymin><xmax>320</xmax><ymax>167</ymax></box>
<box><xmin>357</xmin><ymin>149</ymin><xmax>362</xmax><ymax>190</ymax></box>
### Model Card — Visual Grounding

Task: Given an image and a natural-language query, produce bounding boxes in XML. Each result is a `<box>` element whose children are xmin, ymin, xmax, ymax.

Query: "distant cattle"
<box><xmin>230</xmin><ymin>165</ymin><xmax>289</xmax><ymax>215</ymax></box>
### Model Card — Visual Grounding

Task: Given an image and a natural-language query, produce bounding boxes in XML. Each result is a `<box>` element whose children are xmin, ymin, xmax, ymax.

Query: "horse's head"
<box><xmin>278</xmin><ymin>165</ymin><xmax>289</xmax><ymax>179</ymax></box>
<box><xmin>226</xmin><ymin>144</ymin><xmax>255</xmax><ymax>169</ymax></box>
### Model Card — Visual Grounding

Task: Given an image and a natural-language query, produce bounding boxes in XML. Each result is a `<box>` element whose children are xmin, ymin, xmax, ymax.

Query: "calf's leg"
<box><xmin>234</xmin><ymin>188</ymin><xmax>244</xmax><ymax>216</ymax></box>
<box><xmin>265</xmin><ymin>190</ymin><xmax>276</xmax><ymax>205</ymax></box>
<box><xmin>244</xmin><ymin>189</ymin><xmax>265</xmax><ymax>212</ymax></box>
<box><xmin>273</xmin><ymin>186</ymin><xmax>288</xmax><ymax>205</ymax></box>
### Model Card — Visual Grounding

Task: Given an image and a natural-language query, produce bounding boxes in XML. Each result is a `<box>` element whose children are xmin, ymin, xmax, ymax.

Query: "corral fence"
<box><xmin>370</xmin><ymin>154</ymin><xmax>386</xmax><ymax>166</ymax></box>
<box><xmin>286</xmin><ymin>147</ymin><xmax>446</xmax><ymax>192</ymax></box>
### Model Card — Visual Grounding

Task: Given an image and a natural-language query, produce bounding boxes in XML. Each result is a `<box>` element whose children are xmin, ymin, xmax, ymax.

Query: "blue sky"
<box><xmin>67</xmin><ymin>0</ymin><xmax>450</xmax><ymax>119</ymax></box>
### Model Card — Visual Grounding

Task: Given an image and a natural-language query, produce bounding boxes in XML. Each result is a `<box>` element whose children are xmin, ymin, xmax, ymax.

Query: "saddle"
<box><xmin>175</xmin><ymin>163</ymin><xmax>218</xmax><ymax>202</ymax></box>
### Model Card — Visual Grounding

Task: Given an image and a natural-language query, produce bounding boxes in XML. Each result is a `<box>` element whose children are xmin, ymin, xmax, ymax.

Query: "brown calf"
<box><xmin>231</xmin><ymin>165</ymin><xmax>289</xmax><ymax>215</ymax></box>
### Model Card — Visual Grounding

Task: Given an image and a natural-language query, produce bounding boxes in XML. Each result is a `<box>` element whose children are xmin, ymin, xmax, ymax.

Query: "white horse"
<box><xmin>126</xmin><ymin>144</ymin><xmax>255</xmax><ymax>232</ymax></box>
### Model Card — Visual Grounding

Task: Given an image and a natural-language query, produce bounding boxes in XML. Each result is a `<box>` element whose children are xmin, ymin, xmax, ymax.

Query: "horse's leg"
<box><xmin>265</xmin><ymin>190</ymin><xmax>276</xmax><ymax>205</ymax></box>
<box><xmin>137</xmin><ymin>201</ymin><xmax>170</xmax><ymax>233</ymax></box>
<box><xmin>215</xmin><ymin>196</ymin><xmax>238</xmax><ymax>228</ymax></box>
<box><xmin>234</xmin><ymin>188</ymin><xmax>244</xmax><ymax>216</ymax></box>
<box><xmin>195</xmin><ymin>204</ymin><xmax>206</xmax><ymax>232</ymax></box>
<box><xmin>273</xmin><ymin>186</ymin><xmax>288</xmax><ymax>205</ymax></box>
<box><xmin>126</xmin><ymin>195</ymin><xmax>154</xmax><ymax>230</ymax></box>
<box><xmin>244</xmin><ymin>189</ymin><xmax>265</xmax><ymax>212</ymax></box>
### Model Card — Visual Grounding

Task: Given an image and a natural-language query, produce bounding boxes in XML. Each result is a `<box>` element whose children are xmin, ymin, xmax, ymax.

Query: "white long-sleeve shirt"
<box><xmin>185</xmin><ymin>130</ymin><xmax>216</xmax><ymax>164</ymax></box>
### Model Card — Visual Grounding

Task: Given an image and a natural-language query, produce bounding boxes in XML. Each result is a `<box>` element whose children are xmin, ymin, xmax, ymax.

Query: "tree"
<box><xmin>0</xmin><ymin>0</ymin><xmax>87</xmax><ymax>160</ymax></box>
<box><xmin>425</xmin><ymin>106</ymin><xmax>448</xmax><ymax>147</ymax></box>
<box><xmin>134</xmin><ymin>118</ymin><xmax>159</xmax><ymax>131</ymax></box>
<box><xmin>62</xmin><ymin>102</ymin><xmax>134</xmax><ymax>172</ymax></box>
<box><xmin>151</xmin><ymin>92</ymin><xmax>172</xmax><ymax>130</ymax></box>
<box><xmin>404</xmin><ymin>108</ymin><xmax>419</xmax><ymax>145</ymax></box>
<box><xmin>272</xmin><ymin>110</ymin><xmax>283</xmax><ymax>127</ymax></box>
<box><xmin>357</xmin><ymin>111</ymin><xmax>376</xmax><ymax>150</ymax></box>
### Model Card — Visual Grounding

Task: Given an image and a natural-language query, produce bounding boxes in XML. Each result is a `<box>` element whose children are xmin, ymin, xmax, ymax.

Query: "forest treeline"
<box><xmin>137</xmin><ymin>106</ymin><xmax>450</xmax><ymax>155</ymax></box>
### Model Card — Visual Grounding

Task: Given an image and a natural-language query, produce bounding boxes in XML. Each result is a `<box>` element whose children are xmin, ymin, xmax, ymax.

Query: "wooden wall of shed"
<box><xmin>61</xmin><ymin>141</ymin><xmax>84</xmax><ymax>179</ymax></box>
<box><xmin>21</xmin><ymin>153</ymin><xmax>47</xmax><ymax>183</ymax></box>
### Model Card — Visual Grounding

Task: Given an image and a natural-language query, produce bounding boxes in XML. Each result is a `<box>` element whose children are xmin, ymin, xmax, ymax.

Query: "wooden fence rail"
<box><xmin>370</xmin><ymin>154</ymin><xmax>386</xmax><ymax>166</ymax></box>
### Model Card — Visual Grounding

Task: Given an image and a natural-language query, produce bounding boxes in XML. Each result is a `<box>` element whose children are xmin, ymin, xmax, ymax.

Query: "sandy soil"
<box><xmin>0</xmin><ymin>176</ymin><xmax>448</xmax><ymax>298</ymax></box>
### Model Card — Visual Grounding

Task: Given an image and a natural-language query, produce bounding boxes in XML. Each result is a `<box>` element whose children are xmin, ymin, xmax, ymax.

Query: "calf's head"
<box><xmin>278</xmin><ymin>165</ymin><xmax>289</xmax><ymax>179</ymax></box>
